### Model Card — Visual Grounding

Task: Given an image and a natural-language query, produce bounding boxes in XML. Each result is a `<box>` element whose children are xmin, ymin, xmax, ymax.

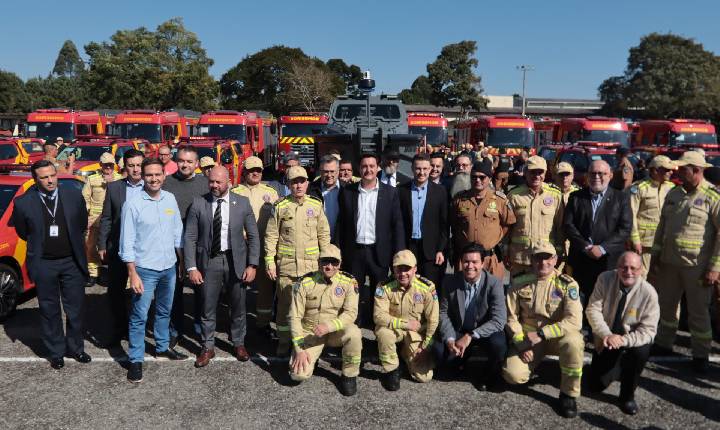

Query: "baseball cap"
<box><xmin>199</xmin><ymin>156</ymin><xmax>215</xmax><ymax>168</ymax></box>
<box><xmin>648</xmin><ymin>155</ymin><xmax>675</xmax><ymax>170</ymax></box>
<box><xmin>392</xmin><ymin>250</ymin><xmax>417</xmax><ymax>267</ymax></box>
<box><xmin>99</xmin><ymin>152</ymin><xmax>115</xmax><ymax>165</ymax></box>
<box><xmin>531</xmin><ymin>242</ymin><xmax>557</xmax><ymax>257</ymax></box>
<box><xmin>287</xmin><ymin>166</ymin><xmax>308</xmax><ymax>180</ymax></box>
<box><xmin>471</xmin><ymin>160</ymin><xmax>493</xmax><ymax>177</ymax></box>
<box><xmin>319</xmin><ymin>244</ymin><xmax>342</xmax><ymax>263</ymax></box>
<box><xmin>556</xmin><ymin>162</ymin><xmax>573</xmax><ymax>174</ymax></box>
<box><xmin>243</xmin><ymin>156</ymin><xmax>263</xmax><ymax>170</ymax></box>
<box><xmin>674</xmin><ymin>151</ymin><xmax>712</xmax><ymax>168</ymax></box>
<box><xmin>526</xmin><ymin>155</ymin><xmax>547</xmax><ymax>171</ymax></box>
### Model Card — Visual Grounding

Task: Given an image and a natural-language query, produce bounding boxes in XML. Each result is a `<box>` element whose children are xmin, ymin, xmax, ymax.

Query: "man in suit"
<box><xmin>308</xmin><ymin>154</ymin><xmax>343</xmax><ymax>241</ymax></box>
<box><xmin>398</xmin><ymin>153</ymin><xmax>448</xmax><ymax>289</ymax></box>
<box><xmin>434</xmin><ymin>244</ymin><xmax>507</xmax><ymax>390</ymax></box>
<box><xmin>185</xmin><ymin>166</ymin><xmax>260</xmax><ymax>367</ymax></box>
<box><xmin>336</xmin><ymin>153</ymin><xmax>405</xmax><ymax>325</ymax></box>
<box><xmin>12</xmin><ymin>160</ymin><xmax>90</xmax><ymax>369</ymax></box>
<box><xmin>564</xmin><ymin>160</ymin><xmax>632</xmax><ymax>304</ymax></box>
<box><xmin>97</xmin><ymin>148</ymin><xmax>145</xmax><ymax>347</ymax></box>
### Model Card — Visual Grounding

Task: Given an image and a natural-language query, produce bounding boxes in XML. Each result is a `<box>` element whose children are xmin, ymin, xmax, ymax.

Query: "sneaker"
<box><xmin>340</xmin><ymin>376</ymin><xmax>357</xmax><ymax>396</ymax></box>
<box><xmin>127</xmin><ymin>363</ymin><xmax>143</xmax><ymax>383</ymax></box>
<box><xmin>558</xmin><ymin>393</ymin><xmax>578</xmax><ymax>418</ymax></box>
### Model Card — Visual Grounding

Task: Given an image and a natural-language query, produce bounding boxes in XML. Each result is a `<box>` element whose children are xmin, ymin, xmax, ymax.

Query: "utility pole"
<box><xmin>516</xmin><ymin>65</ymin><xmax>534</xmax><ymax>117</ymax></box>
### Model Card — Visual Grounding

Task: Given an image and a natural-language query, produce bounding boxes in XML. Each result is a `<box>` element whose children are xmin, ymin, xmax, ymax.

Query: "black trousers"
<box><xmin>408</xmin><ymin>239</ymin><xmax>445</xmax><ymax>293</ymax></box>
<box><xmin>588</xmin><ymin>343</ymin><xmax>651</xmax><ymax>401</ymax></box>
<box><xmin>169</xmin><ymin>264</ymin><xmax>203</xmax><ymax>339</ymax></box>
<box><xmin>200</xmin><ymin>252</ymin><xmax>246</xmax><ymax>348</ymax></box>
<box><xmin>570</xmin><ymin>259</ymin><xmax>606</xmax><ymax>307</ymax></box>
<box><xmin>107</xmin><ymin>256</ymin><xmax>129</xmax><ymax>341</ymax></box>
<box><xmin>34</xmin><ymin>257</ymin><xmax>86</xmax><ymax>359</ymax></box>
<box><xmin>432</xmin><ymin>330</ymin><xmax>507</xmax><ymax>383</ymax></box>
<box><xmin>350</xmin><ymin>245</ymin><xmax>389</xmax><ymax>326</ymax></box>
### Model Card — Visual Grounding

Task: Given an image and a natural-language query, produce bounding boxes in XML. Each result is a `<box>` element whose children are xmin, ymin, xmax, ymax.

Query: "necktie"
<box><xmin>462</xmin><ymin>283</ymin><xmax>477</xmax><ymax>333</ymax></box>
<box><xmin>611</xmin><ymin>288</ymin><xmax>629</xmax><ymax>334</ymax></box>
<box><xmin>211</xmin><ymin>198</ymin><xmax>223</xmax><ymax>255</ymax></box>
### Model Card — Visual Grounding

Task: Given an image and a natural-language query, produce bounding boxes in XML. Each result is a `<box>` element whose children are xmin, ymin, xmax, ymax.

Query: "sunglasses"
<box><xmin>471</xmin><ymin>174</ymin><xmax>488</xmax><ymax>181</ymax></box>
<box><xmin>319</xmin><ymin>258</ymin><xmax>340</xmax><ymax>266</ymax></box>
<box><xmin>246</xmin><ymin>168</ymin><xmax>262</xmax><ymax>173</ymax></box>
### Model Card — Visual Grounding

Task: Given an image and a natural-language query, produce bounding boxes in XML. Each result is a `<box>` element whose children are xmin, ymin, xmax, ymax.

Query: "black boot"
<box><xmin>558</xmin><ymin>393</ymin><xmax>578</xmax><ymax>418</ymax></box>
<box><xmin>381</xmin><ymin>368</ymin><xmax>401</xmax><ymax>391</ymax></box>
<box><xmin>340</xmin><ymin>376</ymin><xmax>357</xmax><ymax>396</ymax></box>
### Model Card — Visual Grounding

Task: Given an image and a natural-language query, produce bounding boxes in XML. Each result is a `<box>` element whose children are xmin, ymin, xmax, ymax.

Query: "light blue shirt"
<box><xmin>125</xmin><ymin>179</ymin><xmax>145</xmax><ymax>202</ymax></box>
<box><xmin>590</xmin><ymin>188</ymin><xmax>607</xmax><ymax>222</ymax></box>
<box><xmin>411</xmin><ymin>181</ymin><xmax>428</xmax><ymax>239</ymax></box>
<box><xmin>322</xmin><ymin>182</ymin><xmax>340</xmax><ymax>237</ymax></box>
<box><xmin>119</xmin><ymin>190</ymin><xmax>183</xmax><ymax>271</ymax></box>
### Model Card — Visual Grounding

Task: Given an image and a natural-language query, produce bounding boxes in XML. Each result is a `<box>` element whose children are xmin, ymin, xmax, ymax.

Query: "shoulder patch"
<box><xmin>375</xmin><ymin>286</ymin><xmax>385</xmax><ymax>297</ymax></box>
<box><xmin>630</xmin><ymin>185</ymin><xmax>638</xmax><ymax>194</ymax></box>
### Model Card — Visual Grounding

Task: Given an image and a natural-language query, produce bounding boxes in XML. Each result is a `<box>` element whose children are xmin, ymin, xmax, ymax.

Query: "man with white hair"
<box><xmin>586</xmin><ymin>251</ymin><xmax>660</xmax><ymax>415</ymax></box>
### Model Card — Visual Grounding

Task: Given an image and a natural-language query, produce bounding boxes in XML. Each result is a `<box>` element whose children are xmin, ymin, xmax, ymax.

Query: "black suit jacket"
<box><xmin>97</xmin><ymin>179</ymin><xmax>132</xmax><ymax>257</ymax></box>
<box><xmin>397</xmin><ymin>181</ymin><xmax>448</xmax><ymax>261</ymax></box>
<box><xmin>335</xmin><ymin>180</ymin><xmax>405</xmax><ymax>268</ymax></box>
<box><xmin>563</xmin><ymin>186</ymin><xmax>632</xmax><ymax>270</ymax></box>
<box><xmin>12</xmin><ymin>186</ymin><xmax>89</xmax><ymax>281</ymax></box>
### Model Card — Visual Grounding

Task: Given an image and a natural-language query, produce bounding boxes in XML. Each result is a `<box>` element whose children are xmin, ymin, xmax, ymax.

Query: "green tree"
<box><xmin>25</xmin><ymin>75</ymin><xmax>88</xmax><ymax>110</ymax></box>
<box><xmin>0</xmin><ymin>70</ymin><xmax>31</xmax><ymax>112</ymax></box>
<box><xmin>426</xmin><ymin>41</ymin><xmax>486</xmax><ymax>113</ymax></box>
<box><xmin>285</xmin><ymin>58</ymin><xmax>340</xmax><ymax>112</ymax></box>
<box><xmin>52</xmin><ymin>40</ymin><xmax>84</xmax><ymax>77</ymax></box>
<box><xmin>83</xmin><ymin>17</ymin><xmax>218</xmax><ymax>111</ymax></box>
<box><xmin>326</xmin><ymin>58</ymin><xmax>362</xmax><ymax>92</ymax></box>
<box><xmin>399</xmin><ymin>75</ymin><xmax>433</xmax><ymax>105</ymax></box>
<box><xmin>599</xmin><ymin>33</ymin><xmax>720</xmax><ymax>119</ymax></box>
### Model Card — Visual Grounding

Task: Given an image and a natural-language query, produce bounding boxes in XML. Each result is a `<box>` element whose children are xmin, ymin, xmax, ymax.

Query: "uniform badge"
<box><xmin>375</xmin><ymin>287</ymin><xmax>384</xmax><ymax>297</ymax></box>
<box><xmin>543</xmin><ymin>197</ymin><xmax>554</xmax><ymax>206</ymax></box>
<box><xmin>306</xmin><ymin>208</ymin><xmax>315</xmax><ymax>217</ymax></box>
<box><xmin>630</xmin><ymin>185</ymin><xmax>638</xmax><ymax>194</ymax></box>
<box><xmin>551</xmin><ymin>288</ymin><xmax>563</xmax><ymax>299</ymax></box>
<box><xmin>431</xmin><ymin>290</ymin><xmax>438</xmax><ymax>301</ymax></box>
<box><xmin>334</xmin><ymin>286</ymin><xmax>344</xmax><ymax>297</ymax></box>
<box><xmin>568</xmin><ymin>287</ymin><xmax>579</xmax><ymax>300</ymax></box>
<box><xmin>413</xmin><ymin>293</ymin><xmax>423</xmax><ymax>303</ymax></box>
<box><xmin>627</xmin><ymin>308</ymin><xmax>637</xmax><ymax>318</ymax></box>
<box><xmin>694</xmin><ymin>198</ymin><xmax>704</xmax><ymax>206</ymax></box>
<box><xmin>263</xmin><ymin>194</ymin><xmax>271</xmax><ymax>202</ymax></box>
<box><xmin>488</xmin><ymin>201</ymin><xmax>497</xmax><ymax>210</ymax></box>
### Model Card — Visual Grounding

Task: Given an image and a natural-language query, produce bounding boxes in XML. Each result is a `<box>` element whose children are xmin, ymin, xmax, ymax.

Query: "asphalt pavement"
<box><xmin>1</xmin><ymin>285</ymin><xmax>718</xmax><ymax>430</ymax></box>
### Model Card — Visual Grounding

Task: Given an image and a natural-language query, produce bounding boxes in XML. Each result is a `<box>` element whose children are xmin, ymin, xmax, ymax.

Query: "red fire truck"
<box><xmin>110</xmin><ymin>110</ymin><xmax>190</xmax><ymax>146</ymax></box>
<box><xmin>407</xmin><ymin>112</ymin><xmax>449</xmax><ymax>147</ymax></box>
<box><xmin>634</xmin><ymin>119</ymin><xmax>717</xmax><ymax>147</ymax></box>
<box><xmin>278</xmin><ymin>113</ymin><xmax>329</xmax><ymax>171</ymax></box>
<box><xmin>195</xmin><ymin>110</ymin><xmax>276</xmax><ymax>164</ymax></box>
<box><xmin>26</xmin><ymin>109</ymin><xmax>107</xmax><ymax>143</ymax></box>
<box><xmin>454</xmin><ymin>114</ymin><xmax>535</xmax><ymax>155</ymax></box>
<box><xmin>555</xmin><ymin>116</ymin><xmax>630</xmax><ymax>148</ymax></box>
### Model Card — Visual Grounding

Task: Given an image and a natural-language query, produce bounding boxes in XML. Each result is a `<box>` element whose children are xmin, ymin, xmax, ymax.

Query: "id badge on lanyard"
<box><xmin>41</xmin><ymin>192</ymin><xmax>60</xmax><ymax>237</ymax></box>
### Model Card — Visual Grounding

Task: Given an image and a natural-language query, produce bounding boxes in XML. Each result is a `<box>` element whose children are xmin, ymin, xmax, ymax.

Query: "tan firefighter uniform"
<box><xmin>81</xmin><ymin>155</ymin><xmax>121</xmax><ymax>278</ymax></box>
<box><xmin>374</xmin><ymin>251</ymin><xmax>439</xmax><ymax>383</ymax></box>
<box><xmin>288</xmin><ymin>247</ymin><xmax>361</xmax><ymax>381</ymax></box>
<box><xmin>507</xmin><ymin>158</ymin><xmax>564</xmax><ymax>275</ymax></box>
<box><xmin>232</xmin><ymin>156</ymin><xmax>280</xmax><ymax>328</ymax></box>
<box><xmin>554</xmin><ymin>162</ymin><xmax>579</xmax><ymax>273</ymax></box>
<box><xmin>629</xmin><ymin>156</ymin><xmax>676</xmax><ymax>272</ymax></box>
<box><xmin>651</xmin><ymin>153</ymin><xmax>720</xmax><ymax>359</ymax></box>
<box><xmin>265</xmin><ymin>166</ymin><xmax>331</xmax><ymax>354</ymax></box>
<box><xmin>503</xmin><ymin>244</ymin><xmax>584</xmax><ymax>397</ymax></box>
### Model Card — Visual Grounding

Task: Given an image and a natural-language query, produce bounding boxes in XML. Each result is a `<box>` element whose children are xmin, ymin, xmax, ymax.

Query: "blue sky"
<box><xmin>3</xmin><ymin>0</ymin><xmax>718</xmax><ymax>99</ymax></box>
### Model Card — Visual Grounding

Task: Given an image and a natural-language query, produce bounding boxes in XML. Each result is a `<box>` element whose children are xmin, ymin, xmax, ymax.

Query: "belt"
<box><xmin>211</xmin><ymin>250</ymin><xmax>229</xmax><ymax>258</ymax></box>
<box><xmin>355</xmin><ymin>243</ymin><xmax>375</xmax><ymax>249</ymax></box>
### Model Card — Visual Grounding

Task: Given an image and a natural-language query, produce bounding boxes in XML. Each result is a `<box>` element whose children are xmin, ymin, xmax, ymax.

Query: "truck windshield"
<box><xmin>59</xmin><ymin>145</ymin><xmax>112</xmax><ymax>161</ymax></box>
<box><xmin>487</xmin><ymin>128</ymin><xmax>534</xmax><ymax>147</ymax></box>
<box><xmin>0</xmin><ymin>144</ymin><xmax>18</xmax><ymax>160</ymax></box>
<box><xmin>333</xmin><ymin>104</ymin><xmax>401</xmax><ymax>120</ymax></box>
<box><xmin>195</xmin><ymin>147</ymin><xmax>217</xmax><ymax>160</ymax></box>
<box><xmin>281</xmin><ymin>123</ymin><xmax>326</xmax><ymax>137</ymax></box>
<box><xmin>0</xmin><ymin>185</ymin><xmax>19</xmax><ymax>218</ymax></box>
<box><xmin>197</xmin><ymin>124</ymin><xmax>246</xmax><ymax>142</ymax></box>
<box><xmin>581</xmin><ymin>130</ymin><xmax>629</xmax><ymax>148</ymax></box>
<box><xmin>27</xmin><ymin>122</ymin><xmax>74</xmax><ymax>142</ymax></box>
<box><xmin>409</xmin><ymin>126</ymin><xmax>448</xmax><ymax>146</ymax></box>
<box><xmin>23</xmin><ymin>141</ymin><xmax>44</xmax><ymax>154</ymax></box>
<box><xmin>113</xmin><ymin>123</ymin><xmax>162</xmax><ymax>143</ymax></box>
<box><xmin>670</xmin><ymin>132</ymin><xmax>717</xmax><ymax>146</ymax></box>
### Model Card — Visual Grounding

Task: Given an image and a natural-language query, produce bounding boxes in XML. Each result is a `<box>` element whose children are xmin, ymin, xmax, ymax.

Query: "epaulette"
<box><xmin>542</xmin><ymin>183</ymin><xmax>562</xmax><ymax>196</ymax></box>
<box><xmin>511</xmin><ymin>272</ymin><xmax>536</xmax><ymax>288</ymax></box>
<box><xmin>507</xmin><ymin>184</ymin><xmax>527</xmax><ymax>196</ymax></box>
<box><xmin>454</xmin><ymin>189</ymin><xmax>474</xmax><ymax>201</ymax></box>
<box><xmin>231</xmin><ymin>184</ymin><xmax>248</xmax><ymax>194</ymax></box>
<box><xmin>275</xmin><ymin>196</ymin><xmax>291</xmax><ymax>207</ymax></box>
<box><xmin>260</xmin><ymin>183</ymin><xmax>277</xmax><ymax>193</ymax></box>
<box><xmin>664</xmin><ymin>180</ymin><xmax>675</xmax><ymax>187</ymax></box>
<box><xmin>338</xmin><ymin>270</ymin><xmax>356</xmax><ymax>282</ymax></box>
<box><xmin>558</xmin><ymin>273</ymin><xmax>575</xmax><ymax>285</ymax></box>
<box><xmin>380</xmin><ymin>276</ymin><xmax>396</xmax><ymax>288</ymax></box>
<box><xmin>412</xmin><ymin>275</ymin><xmax>434</xmax><ymax>291</ymax></box>
<box><xmin>305</xmin><ymin>195</ymin><xmax>323</xmax><ymax>206</ymax></box>
<box><xmin>702</xmin><ymin>184</ymin><xmax>720</xmax><ymax>202</ymax></box>
<box><xmin>494</xmin><ymin>190</ymin><xmax>507</xmax><ymax>199</ymax></box>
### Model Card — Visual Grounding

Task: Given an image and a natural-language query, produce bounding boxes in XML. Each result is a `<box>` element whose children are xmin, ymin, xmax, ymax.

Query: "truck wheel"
<box><xmin>0</xmin><ymin>263</ymin><xmax>20</xmax><ymax>321</ymax></box>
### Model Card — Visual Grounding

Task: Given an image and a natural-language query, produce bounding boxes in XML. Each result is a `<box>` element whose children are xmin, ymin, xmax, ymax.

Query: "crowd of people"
<box><xmin>9</xmin><ymin>141</ymin><xmax>720</xmax><ymax>419</ymax></box>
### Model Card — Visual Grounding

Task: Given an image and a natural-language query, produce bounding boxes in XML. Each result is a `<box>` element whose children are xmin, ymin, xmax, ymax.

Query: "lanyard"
<box><xmin>40</xmin><ymin>193</ymin><xmax>59</xmax><ymax>222</ymax></box>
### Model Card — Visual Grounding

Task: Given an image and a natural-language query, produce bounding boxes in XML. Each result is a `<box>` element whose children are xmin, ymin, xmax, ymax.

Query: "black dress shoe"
<box><xmin>156</xmin><ymin>348</ymin><xmax>188</xmax><ymax>360</ymax></box>
<box><xmin>620</xmin><ymin>399</ymin><xmax>639</xmax><ymax>415</ymax></box>
<box><xmin>559</xmin><ymin>393</ymin><xmax>578</xmax><ymax>418</ymax></box>
<box><xmin>340</xmin><ymin>376</ymin><xmax>357</xmax><ymax>396</ymax></box>
<box><xmin>50</xmin><ymin>357</ymin><xmax>64</xmax><ymax>369</ymax></box>
<box><xmin>72</xmin><ymin>352</ymin><xmax>92</xmax><ymax>363</ymax></box>
<box><xmin>85</xmin><ymin>277</ymin><xmax>97</xmax><ymax>287</ymax></box>
<box><xmin>127</xmin><ymin>362</ymin><xmax>143</xmax><ymax>383</ymax></box>
<box><xmin>169</xmin><ymin>336</ymin><xmax>180</xmax><ymax>350</ymax></box>
<box><xmin>381</xmin><ymin>368</ymin><xmax>401</xmax><ymax>391</ymax></box>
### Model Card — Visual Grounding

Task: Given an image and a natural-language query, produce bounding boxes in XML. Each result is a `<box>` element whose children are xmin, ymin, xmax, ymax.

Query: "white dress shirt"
<box><xmin>212</xmin><ymin>192</ymin><xmax>230</xmax><ymax>251</ymax></box>
<box><xmin>356</xmin><ymin>179</ymin><xmax>379</xmax><ymax>245</ymax></box>
<box><xmin>380</xmin><ymin>171</ymin><xmax>397</xmax><ymax>187</ymax></box>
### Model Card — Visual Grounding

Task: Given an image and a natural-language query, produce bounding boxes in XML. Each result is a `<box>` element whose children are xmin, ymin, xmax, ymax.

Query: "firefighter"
<box><xmin>200</xmin><ymin>156</ymin><xmax>215</xmax><ymax>177</ymax></box>
<box><xmin>265</xmin><ymin>165</ymin><xmax>330</xmax><ymax>356</ymax></box>
<box><xmin>650</xmin><ymin>151</ymin><xmax>719</xmax><ymax>373</ymax></box>
<box><xmin>288</xmin><ymin>244</ymin><xmax>361</xmax><ymax>396</ymax></box>
<box><xmin>503</xmin><ymin>242</ymin><xmax>584</xmax><ymax>419</ymax></box>
<box><xmin>628</xmin><ymin>155</ymin><xmax>675</xmax><ymax>273</ymax></box>
<box><xmin>82</xmin><ymin>152</ymin><xmax>122</xmax><ymax>285</ymax></box>
<box><xmin>231</xmin><ymin>156</ymin><xmax>280</xmax><ymax>333</ymax></box>
<box><xmin>506</xmin><ymin>156</ymin><xmax>564</xmax><ymax>275</ymax></box>
<box><xmin>374</xmin><ymin>250</ymin><xmax>439</xmax><ymax>391</ymax></box>
<box><xmin>554</xmin><ymin>162</ymin><xmax>579</xmax><ymax>272</ymax></box>
<box><xmin>610</xmin><ymin>147</ymin><xmax>634</xmax><ymax>191</ymax></box>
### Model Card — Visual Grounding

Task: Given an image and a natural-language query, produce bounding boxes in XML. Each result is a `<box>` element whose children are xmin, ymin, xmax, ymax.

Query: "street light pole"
<box><xmin>516</xmin><ymin>65</ymin><xmax>534</xmax><ymax>117</ymax></box>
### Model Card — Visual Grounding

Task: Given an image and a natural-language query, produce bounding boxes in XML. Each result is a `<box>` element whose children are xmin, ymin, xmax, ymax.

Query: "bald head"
<box><xmin>208</xmin><ymin>166</ymin><xmax>230</xmax><ymax>197</ymax></box>
<box><xmin>588</xmin><ymin>160</ymin><xmax>612</xmax><ymax>193</ymax></box>
<box><xmin>617</xmin><ymin>251</ymin><xmax>643</xmax><ymax>287</ymax></box>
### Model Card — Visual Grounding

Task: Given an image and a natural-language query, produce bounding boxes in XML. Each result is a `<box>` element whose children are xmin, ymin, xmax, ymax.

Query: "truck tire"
<box><xmin>0</xmin><ymin>263</ymin><xmax>20</xmax><ymax>321</ymax></box>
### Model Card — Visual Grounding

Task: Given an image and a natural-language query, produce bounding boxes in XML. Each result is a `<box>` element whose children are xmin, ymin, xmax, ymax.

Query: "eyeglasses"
<box><xmin>471</xmin><ymin>174</ymin><xmax>488</xmax><ymax>181</ymax></box>
<box><xmin>588</xmin><ymin>172</ymin><xmax>608</xmax><ymax>177</ymax></box>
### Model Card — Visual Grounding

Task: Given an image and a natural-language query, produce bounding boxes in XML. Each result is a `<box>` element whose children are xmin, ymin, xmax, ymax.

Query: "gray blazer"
<box><xmin>438</xmin><ymin>271</ymin><xmax>507</xmax><ymax>343</ymax></box>
<box><xmin>184</xmin><ymin>192</ymin><xmax>260</xmax><ymax>279</ymax></box>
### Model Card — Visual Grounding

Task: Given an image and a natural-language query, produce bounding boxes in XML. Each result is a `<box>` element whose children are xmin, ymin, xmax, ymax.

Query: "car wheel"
<box><xmin>0</xmin><ymin>263</ymin><xmax>20</xmax><ymax>321</ymax></box>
